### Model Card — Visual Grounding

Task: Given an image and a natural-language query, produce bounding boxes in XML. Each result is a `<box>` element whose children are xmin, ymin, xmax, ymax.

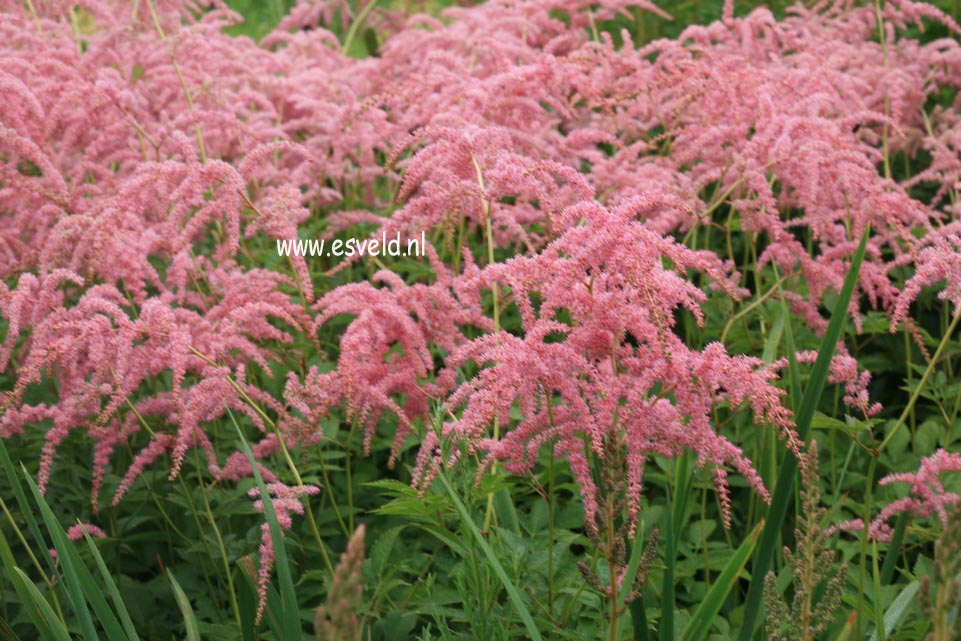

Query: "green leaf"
<box><xmin>810</xmin><ymin>412</ymin><xmax>871</xmax><ymax>436</ymax></box>
<box><xmin>167</xmin><ymin>570</ymin><xmax>201</xmax><ymax>641</ymax></box>
<box><xmin>681</xmin><ymin>520</ymin><xmax>763</xmax><ymax>641</ymax></box>
<box><xmin>22</xmin><ymin>468</ymin><xmax>106</xmax><ymax>641</ymax></box>
<box><xmin>739</xmin><ymin>225</ymin><xmax>871</xmax><ymax>641</ymax></box>
<box><xmin>436</xmin><ymin>470</ymin><xmax>544</xmax><ymax>641</ymax></box>
<box><xmin>868</xmin><ymin>581</ymin><xmax>918</xmax><ymax>641</ymax></box>
<box><xmin>228</xmin><ymin>409</ymin><xmax>301</xmax><ymax>640</ymax></box>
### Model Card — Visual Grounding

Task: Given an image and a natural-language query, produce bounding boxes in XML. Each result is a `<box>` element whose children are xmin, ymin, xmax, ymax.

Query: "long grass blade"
<box><xmin>12</xmin><ymin>567</ymin><xmax>73</xmax><ymax>641</ymax></box>
<box><xmin>879</xmin><ymin>512</ymin><xmax>907</xmax><ymax>585</ymax></box>
<box><xmin>738</xmin><ymin>225</ymin><xmax>871</xmax><ymax>641</ymax></box>
<box><xmin>228</xmin><ymin>408</ymin><xmax>301</xmax><ymax>640</ymax></box>
<box><xmin>22</xmin><ymin>468</ymin><xmax>103</xmax><ymax>641</ymax></box>
<box><xmin>79</xmin><ymin>526</ymin><xmax>140</xmax><ymax>641</ymax></box>
<box><xmin>630</xmin><ymin>594</ymin><xmax>651</xmax><ymax>641</ymax></box>
<box><xmin>238</xmin><ymin>556</ymin><xmax>284</xmax><ymax>640</ymax></box>
<box><xmin>618</xmin><ymin>520</ymin><xmax>647</xmax><ymax>607</ymax></box>
<box><xmin>0</xmin><ymin>523</ymin><xmax>67</xmax><ymax>641</ymax></box>
<box><xmin>0</xmin><ymin>439</ymin><xmax>57</xmax><ymax>578</ymax></box>
<box><xmin>167</xmin><ymin>570</ymin><xmax>201</xmax><ymax>641</ymax></box>
<box><xmin>436</xmin><ymin>469</ymin><xmax>544</xmax><ymax>641</ymax></box>
<box><xmin>660</xmin><ymin>491</ymin><xmax>675</xmax><ymax>641</ymax></box>
<box><xmin>681</xmin><ymin>520</ymin><xmax>763</xmax><ymax>641</ymax></box>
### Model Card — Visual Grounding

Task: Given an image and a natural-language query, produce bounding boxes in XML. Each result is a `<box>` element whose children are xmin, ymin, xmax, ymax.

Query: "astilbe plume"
<box><xmin>314</xmin><ymin>524</ymin><xmax>366</xmax><ymax>641</ymax></box>
<box><xmin>0</xmin><ymin>263</ymin><xmax>307</xmax><ymax>509</ymax></box>
<box><xmin>65</xmin><ymin>522</ymin><xmax>107</xmax><ymax>542</ymax></box>
<box><xmin>785</xmin><ymin>351</ymin><xmax>882</xmax><ymax>419</ymax></box>
<box><xmin>893</xmin><ymin>234</ymin><xmax>961</xmax><ymax>326</ymax></box>
<box><xmin>838</xmin><ymin>449</ymin><xmax>961</xmax><ymax>541</ymax></box>
<box><xmin>417</xmin><ymin>197</ymin><xmax>799</xmax><ymax>536</ymax></box>
<box><xmin>295</xmin><ymin>245</ymin><xmax>489</xmax><ymax>464</ymax></box>
<box><xmin>0</xmin><ymin>0</ymin><xmax>329</xmax><ymax>515</ymax></box>
<box><xmin>249</xmin><ymin>482</ymin><xmax>321</xmax><ymax>624</ymax></box>
<box><xmin>375</xmin><ymin>125</ymin><xmax>594</xmax><ymax>256</ymax></box>
<box><xmin>522</xmin><ymin>0</ymin><xmax>958</xmax><ymax>336</ymax></box>
<box><xmin>47</xmin><ymin>522</ymin><xmax>108</xmax><ymax>562</ymax></box>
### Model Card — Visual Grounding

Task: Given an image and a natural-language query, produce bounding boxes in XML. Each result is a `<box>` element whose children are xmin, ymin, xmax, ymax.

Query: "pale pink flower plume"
<box><xmin>66</xmin><ymin>523</ymin><xmax>108</xmax><ymax>541</ymax></box>
<box><xmin>248</xmin><ymin>482</ymin><xmax>321</xmax><ymax>624</ymax></box>
<box><xmin>836</xmin><ymin>449</ymin><xmax>961</xmax><ymax>541</ymax></box>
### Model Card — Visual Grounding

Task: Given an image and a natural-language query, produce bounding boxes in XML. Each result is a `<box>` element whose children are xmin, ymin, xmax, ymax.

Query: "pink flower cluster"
<box><xmin>2</xmin><ymin>0</ymin><xmax>960</xmax><ymax>608</ymax></box>
<box><xmin>249</xmin><ymin>482</ymin><xmax>321</xmax><ymax>623</ymax></box>
<box><xmin>836</xmin><ymin>450</ymin><xmax>961</xmax><ymax>541</ymax></box>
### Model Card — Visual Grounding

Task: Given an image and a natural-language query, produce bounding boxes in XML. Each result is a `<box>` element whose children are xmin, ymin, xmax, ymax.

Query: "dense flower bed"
<box><xmin>3</xmin><ymin>0</ymin><xmax>961</xmax><ymax>635</ymax></box>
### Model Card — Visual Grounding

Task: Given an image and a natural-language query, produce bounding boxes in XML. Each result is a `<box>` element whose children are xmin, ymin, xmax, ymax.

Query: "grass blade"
<box><xmin>21</xmin><ymin>468</ymin><xmax>104</xmax><ymax>641</ymax></box>
<box><xmin>493</xmin><ymin>487</ymin><xmax>520</xmax><ymax>535</ymax></box>
<box><xmin>738</xmin><ymin>225</ymin><xmax>871</xmax><ymax>641</ymax></box>
<box><xmin>681</xmin><ymin>520</ymin><xmax>763</xmax><ymax>641</ymax></box>
<box><xmin>167</xmin><ymin>570</ymin><xmax>201</xmax><ymax>641</ymax></box>
<box><xmin>228</xmin><ymin>408</ymin><xmax>301</xmax><ymax>640</ymax></box>
<box><xmin>619</xmin><ymin>521</ymin><xmax>649</xmax><ymax>641</ymax></box>
<box><xmin>660</xmin><ymin>490</ymin><xmax>675</xmax><ymax>641</ymax></box>
<box><xmin>238</xmin><ymin>556</ymin><xmax>284</xmax><ymax>640</ymax></box>
<box><xmin>879</xmin><ymin>512</ymin><xmax>907</xmax><ymax>585</ymax></box>
<box><xmin>11</xmin><ymin>567</ymin><xmax>73</xmax><ymax>641</ymax></box>
<box><xmin>0</xmin><ymin>439</ymin><xmax>57</xmax><ymax>578</ymax></box>
<box><xmin>630</xmin><ymin>593</ymin><xmax>651</xmax><ymax>641</ymax></box>
<box><xmin>436</xmin><ymin>469</ymin><xmax>544</xmax><ymax>641</ymax></box>
<box><xmin>0</xmin><ymin>522</ymin><xmax>67</xmax><ymax>641</ymax></box>
<box><xmin>618</xmin><ymin>520</ymin><xmax>647</xmax><ymax>607</ymax></box>
<box><xmin>79</xmin><ymin>527</ymin><xmax>140</xmax><ymax>641</ymax></box>
<box><xmin>868</xmin><ymin>581</ymin><xmax>919</xmax><ymax>641</ymax></box>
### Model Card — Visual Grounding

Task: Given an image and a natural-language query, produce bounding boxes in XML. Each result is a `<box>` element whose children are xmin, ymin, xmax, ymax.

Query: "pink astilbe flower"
<box><xmin>418</xmin><ymin>199</ymin><xmax>798</xmax><ymax>535</ymax></box>
<box><xmin>248</xmin><ymin>482</ymin><xmax>321</xmax><ymax>624</ymax></box>
<box><xmin>838</xmin><ymin>449</ymin><xmax>961</xmax><ymax>541</ymax></box>
<box><xmin>66</xmin><ymin>523</ymin><xmax>107</xmax><ymax>541</ymax></box>
<box><xmin>785</xmin><ymin>351</ymin><xmax>882</xmax><ymax>419</ymax></box>
<box><xmin>1</xmin><ymin>265</ymin><xmax>306</xmax><ymax>506</ymax></box>
<box><xmin>892</xmin><ymin>234</ymin><xmax>961</xmax><ymax>326</ymax></box>
<box><xmin>309</xmin><ymin>247</ymin><xmax>489</xmax><ymax>462</ymax></box>
<box><xmin>0</xmin><ymin>270</ymin><xmax>83</xmax><ymax>373</ymax></box>
<box><xmin>358</xmin><ymin>125</ymin><xmax>595</xmax><ymax>261</ymax></box>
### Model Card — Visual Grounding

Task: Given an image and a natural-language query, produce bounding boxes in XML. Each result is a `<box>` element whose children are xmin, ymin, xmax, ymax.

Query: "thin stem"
<box><xmin>145</xmin><ymin>0</ymin><xmax>208</xmax><ymax>163</ymax></box>
<box><xmin>880</xmin><ymin>305</ymin><xmax>961</xmax><ymax>454</ymax></box>
<box><xmin>547</xmin><ymin>435</ymin><xmax>556</xmax><ymax>614</ymax></box>
<box><xmin>855</xmin><ymin>455</ymin><xmax>878</xmax><ymax>639</ymax></box>
<box><xmin>175</xmin><ymin>472</ymin><xmax>224</xmax><ymax>620</ymax></box>
<box><xmin>193</xmin><ymin>448</ymin><xmax>243</xmax><ymax>632</ymax></box>
<box><xmin>875</xmin><ymin>0</ymin><xmax>892</xmax><ymax>181</ymax></box>
<box><xmin>720</xmin><ymin>272</ymin><xmax>790</xmax><ymax>344</ymax></box>
<box><xmin>187</xmin><ymin>346</ymin><xmax>335</xmax><ymax>573</ymax></box>
<box><xmin>24</xmin><ymin>0</ymin><xmax>41</xmax><ymax>31</ymax></box>
<box><xmin>345</xmin><ymin>418</ymin><xmax>357</xmax><ymax>533</ymax></box>
<box><xmin>607</xmin><ymin>490</ymin><xmax>619</xmax><ymax>641</ymax></box>
<box><xmin>471</xmin><ymin>152</ymin><xmax>502</xmax><ymax>534</ymax></box>
<box><xmin>342</xmin><ymin>0</ymin><xmax>378</xmax><ymax>55</ymax></box>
